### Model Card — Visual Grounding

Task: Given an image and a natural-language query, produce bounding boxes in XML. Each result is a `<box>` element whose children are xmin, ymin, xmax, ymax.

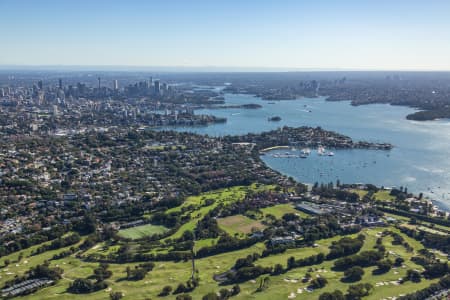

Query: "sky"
<box><xmin>1</xmin><ymin>0</ymin><xmax>450</xmax><ymax>71</ymax></box>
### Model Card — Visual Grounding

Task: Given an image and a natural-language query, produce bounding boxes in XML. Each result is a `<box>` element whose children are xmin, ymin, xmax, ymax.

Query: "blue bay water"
<box><xmin>162</xmin><ymin>93</ymin><xmax>450</xmax><ymax>209</ymax></box>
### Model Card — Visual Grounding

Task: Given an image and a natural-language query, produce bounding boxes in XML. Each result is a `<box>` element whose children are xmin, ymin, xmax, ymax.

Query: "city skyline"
<box><xmin>1</xmin><ymin>0</ymin><xmax>450</xmax><ymax>71</ymax></box>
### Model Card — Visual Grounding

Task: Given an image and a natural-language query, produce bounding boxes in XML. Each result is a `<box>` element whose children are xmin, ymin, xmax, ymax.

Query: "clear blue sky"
<box><xmin>1</xmin><ymin>0</ymin><xmax>450</xmax><ymax>70</ymax></box>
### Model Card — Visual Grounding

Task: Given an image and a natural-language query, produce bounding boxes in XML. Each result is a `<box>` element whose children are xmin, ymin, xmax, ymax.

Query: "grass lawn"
<box><xmin>82</xmin><ymin>241</ymin><xmax>121</xmax><ymax>257</ymax></box>
<box><xmin>350</xmin><ymin>189</ymin><xmax>369</xmax><ymax>199</ymax></box>
<box><xmin>165</xmin><ymin>204</ymin><xmax>214</xmax><ymax>240</ymax></box>
<box><xmin>165</xmin><ymin>184</ymin><xmax>275</xmax><ymax>240</ymax></box>
<box><xmin>10</xmin><ymin>227</ymin><xmax>442</xmax><ymax>300</ymax></box>
<box><xmin>218</xmin><ymin>215</ymin><xmax>266</xmax><ymax>236</ymax></box>
<box><xmin>117</xmin><ymin>224</ymin><xmax>169</xmax><ymax>239</ymax></box>
<box><xmin>383</xmin><ymin>212</ymin><xmax>410</xmax><ymax>222</ymax></box>
<box><xmin>0</xmin><ymin>237</ymin><xmax>87</xmax><ymax>288</ymax></box>
<box><xmin>194</xmin><ymin>238</ymin><xmax>219</xmax><ymax>252</ymax></box>
<box><xmin>260</xmin><ymin>203</ymin><xmax>310</xmax><ymax>219</ymax></box>
<box><xmin>374</xmin><ymin>190</ymin><xmax>396</xmax><ymax>202</ymax></box>
<box><xmin>231</xmin><ymin>228</ymin><xmax>438</xmax><ymax>300</ymax></box>
<box><xmin>383</xmin><ymin>212</ymin><xmax>450</xmax><ymax>234</ymax></box>
<box><xmin>166</xmin><ymin>183</ymin><xmax>275</xmax><ymax>214</ymax></box>
<box><xmin>400</xmin><ymin>224</ymin><xmax>448</xmax><ymax>236</ymax></box>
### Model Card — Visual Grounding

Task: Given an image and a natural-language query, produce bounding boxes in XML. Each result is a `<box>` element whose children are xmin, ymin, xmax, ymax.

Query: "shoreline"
<box><xmin>259</xmin><ymin>145</ymin><xmax>290</xmax><ymax>152</ymax></box>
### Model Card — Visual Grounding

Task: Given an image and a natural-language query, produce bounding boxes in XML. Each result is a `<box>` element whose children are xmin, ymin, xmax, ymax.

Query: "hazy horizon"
<box><xmin>1</xmin><ymin>65</ymin><xmax>450</xmax><ymax>73</ymax></box>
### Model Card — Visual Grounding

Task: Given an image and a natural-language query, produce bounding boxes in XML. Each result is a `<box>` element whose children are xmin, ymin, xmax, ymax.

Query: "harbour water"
<box><xmin>163</xmin><ymin>93</ymin><xmax>450</xmax><ymax>209</ymax></box>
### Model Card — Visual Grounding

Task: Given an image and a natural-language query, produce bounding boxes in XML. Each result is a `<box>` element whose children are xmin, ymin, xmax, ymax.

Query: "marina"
<box><xmin>270</xmin><ymin>147</ymin><xmax>334</xmax><ymax>159</ymax></box>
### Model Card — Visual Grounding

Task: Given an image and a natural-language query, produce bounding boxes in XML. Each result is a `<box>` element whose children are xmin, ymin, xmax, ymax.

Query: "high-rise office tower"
<box><xmin>58</xmin><ymin>78</ymin><xmax>63</xmax><ymax>89</ymax></box>
<box><xmin>146</xmin><ymin>77</ymin><xmax>152</xmax><ymax>89</ymax></box>
<box><xmin>52</xmin><ymin>105</ymin><xmax>58</xmax><ymax>116</ymax></box>
<box><xmin>98</xmin><ymin>77</ymin><xmax>101</xmax><ymax>89</ymax></box>
<box><xmin>154</xmin><ymin>80</ymin><xmax>160</xmax><ymax>94</ymax></box>
<box><xmin>38</xmin><ymin>80</ymin><xmax>43</xmax><ymax>90</ymax></box>
<box><xmin>113</xmin><ymin>80</ymin><xmax>119</xmax><ymax>90</ymax></box>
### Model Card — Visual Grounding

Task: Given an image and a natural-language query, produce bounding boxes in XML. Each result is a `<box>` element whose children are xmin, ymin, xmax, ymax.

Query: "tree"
<box><xmin>394</xmin><ymin>257</ymin><xmax>404</xmax><ymax>267</ymax></box>
<box><xmin>287</xmin><ymin>256</ymin><xmax>295</xmax><ymax>269</ymax></box>
<box><xmin>182</xmin><ymin>230</ymin><xmax>195</xmax><ymax>241</ymax></box>
<box><xmin>310</xmin><ymin>276</ymin><xmax>328</xmax><ymax>289</ymax></box>
<box><xmin>344</xmin><ymin>266</ymin><xmax>364</xmax><ymax>282</ymax></box>
<box><xmin>68</xmin><ymin>278</ymin><xmax>94</xmax><ymax>294</ymax></box>
<box><xmin>93</xmin><ymin>280</ymin><xmax>108</xmax><ymax>291</ymax></box>
<box><xmin>159</xmin><ymin>285</ymin><xmax>173</xmax><ymax>296</ymax></box>
<box><xmin>74</xmin><ymin>214</ymin><xmax>97</xmax><ymax>234</ymax></box>
<box><xmin>219</xmin><ymin>288</ymin><xmax>231</xmax><ymax>299</ymax></box>
<box><xmin>272</xmin><ymin>263</ymin><xmax>284</xmax><ymax>275</ymax></box>
<box><xmin>406</xmin><ymin>269</ymin><xmax>421</xmax><ymax>283</ymax></box>
<box><xmin>94</xmin><ymin>263</ymin><xmax>112</xmax><ymax>281</ymax></box>
<box><xmin>202</xmin><ymin>292</ymin><xmax>219</xmax><ymax>300</ymax></box>
<box><xmin>319</xmin><ymin>290</ymin><xmax>345</xmax><ymax>300</ymax></box>
<box><xmin>231</xmin><ymin>284</ymin><xmax>241</xmax><ymax>296</ymax></box>
<box><xmin>27</xmin><ymin>263</ymin><xmax>63</xmax><ymax>281</ymax></box>
<box><xmin>346</xmin><ymin>283</ymin><xmax>373</xmax><ymax>300</ymax></box>
<box><xmin>423</xmin><ymin>262</ymin><xmax>449</xmax><ymax>278</ymax></box>
<box><xmin>110</xmin><ymin>291</ymin><xmax>124</xmax><ymax>300</ymax></box>
<box><xmin>376</xmin><ymin>260</ymin><xmax>392</xmax><ymax>274</ymax></box>
<box><xmin>173</xmin><ymin>283</ymin><xmax>187</xmax><ymax>294</ymax></box>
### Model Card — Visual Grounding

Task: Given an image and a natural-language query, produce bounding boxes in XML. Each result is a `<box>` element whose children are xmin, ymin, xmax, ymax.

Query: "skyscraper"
<box><xmin>98</xmin><ymin>77</ymin><xmax>101</xmax><ymax>89</ymax></box>
<box><xmin>113</xmin><ymin>80</ymin><xmax>119</xmax><ymax>90</ymax></box>
<box><xmin>154</xmin><ymin>80</ymin><xmax>160</xmax><ymax>95</ymax></box>
<box><xmin>149</xmin><ymin>77</ymin><xmax>153</xmax><ymax>87</ymax></box>
<box><xmin>52</xmin><ymin>105</ymin><xmax>58</xmax><ymax>116</ymax></box>
<box><xmin>38</xmin><ymin>80</ymin><xmax>43</xmax><ymax>90</ymax></box>
<box><xmin>58</xmin><ymin>78</ymin><xmax>63</xmax><ymax>89</ymax></box>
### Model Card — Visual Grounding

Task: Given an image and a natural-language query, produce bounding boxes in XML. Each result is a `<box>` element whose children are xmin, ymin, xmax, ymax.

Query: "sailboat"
<box><xmin>317</xmin><ymin>146</ymin><xmax>326</xmax><ymax>156</ymax></box>
<box><xmin>301</xmin><ymin>148</ymin><xmax>311</xmax><ymax>155</ymax></box>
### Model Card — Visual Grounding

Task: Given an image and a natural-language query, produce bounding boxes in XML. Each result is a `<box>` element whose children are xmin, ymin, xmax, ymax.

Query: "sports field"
<box><xmin>117</xmin><ymin>224</ymin><xmax>169</xmax><ymax>239</ymax></box>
